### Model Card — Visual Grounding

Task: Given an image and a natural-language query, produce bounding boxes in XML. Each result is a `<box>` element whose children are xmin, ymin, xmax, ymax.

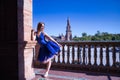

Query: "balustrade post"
<box><xmin>67</xmin><ymin>45</ymin><xmax>70</xmax><ymax>64</ymax></box>
<box><xmin>58</xmin><ymin>51</ymin><xmax>61</xmax><ymax>63</ymax></box>
<box><xmin>72</xmin><ymin>45</ymin><xmax>75</xmax><ymax>64</ymax></box>
<box><xmin>77</xmin><ymin>45</ymin><xmax>80</xmax><ymax>64</ymax></box>
<box><xmin>83</xmin><ymin>45</ymin><xmax>85</xmax><ymax>65</ymax></box>
<box><xmin>53</xmin><ymin>55</ymin><xmax>56</xmax><ymax>63</ymax></box>
<box><xmin>106</xmin><ymin>45</ymin><xmax>110</xmax><ymax>67</ymax></box>
<box><xmin>62</xmin><ymin>45</ymin><xmax>65</xmax><ymax>63</ymax></box>
<box><xmin>112</xmin><ymin>45</ymin><xmax>116</xmax><ymax>67</ymax></box>
<box><xmin>88</xmin><ymin>45</ymin><xmax>91</xmax><ymax>65</ymax></box>
<box><xmin>94</xmin><ymin>45</ymin><xmax>97</xmax><ymax>66</ymax></box>
<box><xmin>100</xmin><ymin>45</ymin><xmax>103</xmax><ymax>66</ymax></box>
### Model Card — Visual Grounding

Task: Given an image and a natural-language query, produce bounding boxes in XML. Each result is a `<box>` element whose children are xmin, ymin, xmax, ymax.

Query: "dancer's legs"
<box><xmin>43</xmin><ymin>60</ymin><xmax>52</xmax><ymax>77</ymax></box>
<box><xmin>46</xmin><ymin>60</ymin><xmax>51</xmax><ymax>73</ymax></box>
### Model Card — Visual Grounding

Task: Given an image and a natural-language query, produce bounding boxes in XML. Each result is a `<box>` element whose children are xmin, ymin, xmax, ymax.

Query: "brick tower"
<box><xmin>65</xmin><ymin>17</ymin><xmax>72</xmax><ymax>41</ymax></box>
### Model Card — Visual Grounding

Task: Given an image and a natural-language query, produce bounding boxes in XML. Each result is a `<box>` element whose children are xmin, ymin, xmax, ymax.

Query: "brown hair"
<box><xmin>37</xmin><ymin>22</ymin><xmax>45</xmax><ymax>31</ymax></box>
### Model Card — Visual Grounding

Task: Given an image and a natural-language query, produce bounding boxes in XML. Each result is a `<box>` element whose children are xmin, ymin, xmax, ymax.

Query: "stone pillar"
<box><xmin>24</xmin><ymin>42</ymin><xmax>36</xmax><ymax>80</ymax></box>
<box><xmin>18</xmin><ymin>0</ymin><xmax>36</xmax><ymax>80</ymax></box>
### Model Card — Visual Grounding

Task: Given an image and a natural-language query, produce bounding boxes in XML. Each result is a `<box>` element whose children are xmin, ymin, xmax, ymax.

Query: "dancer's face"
<box><xmin>41</xmin><ymin>24</ymin><xmax>45</xmax><ymax>31</ymax></box>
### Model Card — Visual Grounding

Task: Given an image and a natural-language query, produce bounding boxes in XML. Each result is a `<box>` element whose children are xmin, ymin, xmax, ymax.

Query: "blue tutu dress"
<box><xmin>36</xmin><ymin>32</ymin><xmax>60</xmax><ymax>62</ymax></box>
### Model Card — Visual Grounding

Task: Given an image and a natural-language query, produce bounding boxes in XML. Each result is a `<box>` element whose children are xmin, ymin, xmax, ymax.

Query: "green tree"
<box><xmin>95</xmin><ymin>30</ymin><xmax>101</xmax><ymax>36</ymax></box>
<box><xmin>73</xmin><ymin>35</ymin><xmax>80</xmax><ymax>41</ymax></box>
<box><xmin>72</xmin><ymin>31</ymin><xmax>120</xmax><ymax>41</ymax></box>
<box><xmin>82</xmin><ymin>32</ymin><xmax>87</xmax><ymax>37</ymax></box>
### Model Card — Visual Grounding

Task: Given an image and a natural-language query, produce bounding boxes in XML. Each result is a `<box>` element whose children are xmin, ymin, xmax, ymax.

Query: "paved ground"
<box><xmin>32</xmin><ymin>68</ymin><xmax>120</xmax><ymax>80</ymax></box>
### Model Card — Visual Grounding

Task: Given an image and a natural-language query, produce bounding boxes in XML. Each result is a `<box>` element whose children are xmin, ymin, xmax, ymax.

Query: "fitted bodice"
<box><xmin>36</xmin><ymin>32</ymin><xmax>47</xmax><ymax>45</ymax></box>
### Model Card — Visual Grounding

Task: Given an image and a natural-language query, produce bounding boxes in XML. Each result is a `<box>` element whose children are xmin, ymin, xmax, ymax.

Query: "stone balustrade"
<box><xmin>34</xmin><ymin>41</ymin><xmax>120</xmax><ymax>74</ymax></box>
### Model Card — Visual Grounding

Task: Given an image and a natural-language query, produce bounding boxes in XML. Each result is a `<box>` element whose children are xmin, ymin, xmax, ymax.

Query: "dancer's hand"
<box><xmin>58</xmin><ymin>44</ymin><xmax>62</xmax><ymax>47</ymax></box>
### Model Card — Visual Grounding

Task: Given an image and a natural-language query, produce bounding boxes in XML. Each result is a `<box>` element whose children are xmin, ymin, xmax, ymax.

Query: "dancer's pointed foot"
<box><xmin>43</xmin><ymin>72</ymin><xmax>48</xmax><ymax>78</ymax></box>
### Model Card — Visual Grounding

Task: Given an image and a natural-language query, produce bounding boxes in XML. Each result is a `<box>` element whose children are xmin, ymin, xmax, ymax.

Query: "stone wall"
<box><xmin>23</xmin><ymin>0</ymin><xmax>32</xmax><ymax>41</ymax></box>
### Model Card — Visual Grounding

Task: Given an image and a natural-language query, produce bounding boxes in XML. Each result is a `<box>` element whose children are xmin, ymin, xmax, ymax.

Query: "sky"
<box><xmin>33</xmin><ymin>0</ymin><xmax>120</xmax><ymax>37</ymax></box>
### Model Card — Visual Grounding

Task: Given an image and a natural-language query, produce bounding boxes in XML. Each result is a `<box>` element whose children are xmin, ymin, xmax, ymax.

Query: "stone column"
<box><xmin>18</xmin><ymin>0</ymin><xmax>36</xmax><ymax>80</ymax></box>
<box><xmin>24</xmin><ymin>42</ymin><xmax>36</xmax><ymax>80</ymax></box>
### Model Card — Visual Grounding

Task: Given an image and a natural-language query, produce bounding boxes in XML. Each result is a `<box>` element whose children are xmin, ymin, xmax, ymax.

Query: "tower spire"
<box><xmin>66</xmin><ymin>17</ymin><xmax>71</xmax><ymax>32</ymax></box>
<box><xmin>65</xmin><ymin>17</ymin><xmax>72</xmax><ymax>41</ymax></box>
<box><xmin>67</xmin><ymin>17</ymin><xmax>70</xmax><ymax>26</ymax></box>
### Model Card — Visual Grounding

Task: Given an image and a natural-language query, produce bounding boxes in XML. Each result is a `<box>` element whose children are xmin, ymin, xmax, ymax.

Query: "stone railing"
<box><xmin>34</xmin><ymin>41</ymin><xmax>120</xmax><ymax>74</ymax></box>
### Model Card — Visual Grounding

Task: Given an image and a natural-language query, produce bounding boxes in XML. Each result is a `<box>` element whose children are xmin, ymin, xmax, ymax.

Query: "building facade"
<box><xmin>54</xmin><ymin>18</ymin><xmax>72</xmax><ymax>41</ymax></box>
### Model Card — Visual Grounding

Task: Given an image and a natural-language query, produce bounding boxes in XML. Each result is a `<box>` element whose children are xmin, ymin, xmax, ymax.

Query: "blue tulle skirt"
<box><xmin>38</xmin><ymin>41</ymin><xmax>60</xmax><ymax>62</ymax></box>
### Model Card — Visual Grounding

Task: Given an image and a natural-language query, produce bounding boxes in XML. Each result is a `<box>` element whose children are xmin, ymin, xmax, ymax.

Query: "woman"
<box><xmin>32</xmin><ymin>22</ymin><xmax>61</xmax><ymax>77</ymax></box>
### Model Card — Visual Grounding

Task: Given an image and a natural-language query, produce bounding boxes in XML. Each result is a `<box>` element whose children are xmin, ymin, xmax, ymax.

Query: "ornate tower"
<box><xmin>65</xmin><ymin>17</ymin><xmax>72</xmax><ymax>41</ymax></box>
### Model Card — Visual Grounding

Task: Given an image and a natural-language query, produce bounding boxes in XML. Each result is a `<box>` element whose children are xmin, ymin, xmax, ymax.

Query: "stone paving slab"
<box><xmin>32</xmin><ymin>68</ymin><xmax>120</xmax><ymax>80</ymax></box>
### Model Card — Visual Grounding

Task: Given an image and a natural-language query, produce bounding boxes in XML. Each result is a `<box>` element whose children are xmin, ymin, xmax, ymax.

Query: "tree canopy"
<box><xmin>72</xmin><ymin>31</ymin><xmax>120</xmax><ymax>41</ymax></box>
